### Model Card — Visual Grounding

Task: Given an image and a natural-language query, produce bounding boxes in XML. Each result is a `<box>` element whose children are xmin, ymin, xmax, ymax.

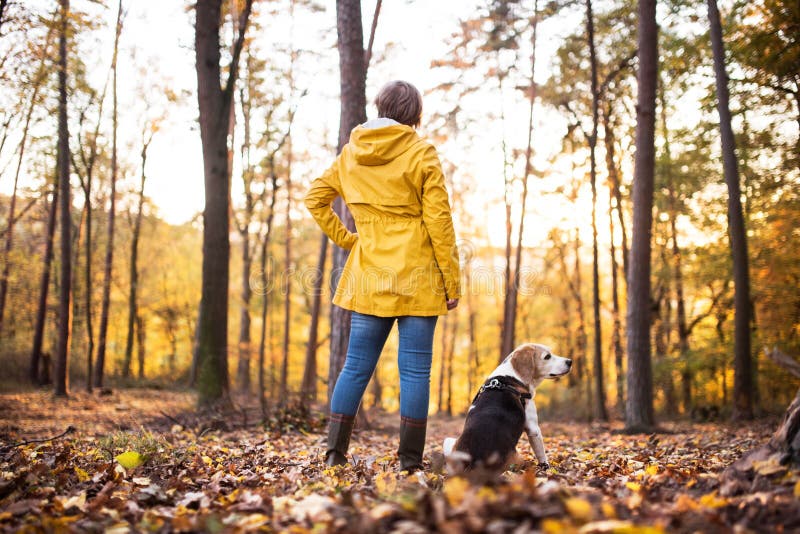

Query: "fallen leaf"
<box><xmin>115</xmin><ymin>451</ymin><xmax>144</xmax><ymax>470</ymax></box>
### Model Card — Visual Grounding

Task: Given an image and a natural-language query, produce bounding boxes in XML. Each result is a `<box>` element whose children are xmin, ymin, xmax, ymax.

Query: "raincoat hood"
<box><xmin>349</xmin><ymin>118</ymin><xmax>421</xmax><ymax>166</ymax></box>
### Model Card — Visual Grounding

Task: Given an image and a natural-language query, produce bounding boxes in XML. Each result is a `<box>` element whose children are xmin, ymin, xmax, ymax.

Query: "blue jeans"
<box><xmin>330</xmin><ymin>312</ymin><xmax>438</xmax><ymax>420</ymax></box>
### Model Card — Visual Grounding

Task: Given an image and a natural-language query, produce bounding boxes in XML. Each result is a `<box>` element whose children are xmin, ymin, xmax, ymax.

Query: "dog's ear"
<box><xmin>510</xmin><ymin>344</ymin><xmax>537</xmax><ymax>384</ymax></box>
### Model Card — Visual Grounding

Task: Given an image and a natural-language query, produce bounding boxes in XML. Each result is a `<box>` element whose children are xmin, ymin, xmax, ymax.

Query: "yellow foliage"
<box><xmin>443</xmin><ymin>476</ymin><xmax>470</xmax><ymax>507</ymax></box>
<box><xmin>564</xmin><ymin>497</ymin><xmax>593</xmax><ymax>522</ymax></box>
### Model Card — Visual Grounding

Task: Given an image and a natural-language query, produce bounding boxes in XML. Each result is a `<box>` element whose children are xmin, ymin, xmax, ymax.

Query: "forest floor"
<box><xmin>0</xmin><ymin>388</ymin><xmax>797</xmax><ymax>533</ymax></box>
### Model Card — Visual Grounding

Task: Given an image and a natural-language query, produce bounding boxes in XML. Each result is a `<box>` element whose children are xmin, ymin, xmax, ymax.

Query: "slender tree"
<box><xmin>123</xmin><ymin>127</ymin><xmax>153</xmax><ymax>379</ymax></box>
<box><xmin>625</xmin><ymin>0</ymin><xmax>658</xmax><ymax>432</ymax></box>
<box><xmin>603</xmin><ymin>104</ymin><xmax>625</xmax><ymax>416</ymax></box>
<box><xmin>501</xmin><ymin>0</ymin><xmax>539</xmax><ymax>358</ymax></box>
<box><xmin>74</xmin><ymin>75</ymin><xmax>110</xmax><ymax>392</ymax></box>
<box><xmin>585</xmin><ymin>0</ymin><xmax>607</xmax><ymax>421</ymax></box>
<box><xmin>94</xmin><ymin>0</ymin><xmax>124</xmax><ymax>389</ymax></box>
<box><xmin>194</xmin><ymin>0</ymin><xmax>253</xmax><ymax>406</ymax></box>
<box><xmin>707</xmin><ymin>0</ymin><xmax>753</xmax><ymax>420</ymax></box>
<box><xmin>301</xmin><ymin>235</ymin><xmax>328</xmax><ymax>404</ymax></box>
<box><xmin>257</xmin><ymin>170</ymin><xmax>279</xmax><ymax>416</ymax></box>
<box><xmin>328</xmin><ymin>0</ymin><xmax>367</xmax><ymax>406</ymax></box>
<box><xmin>54</xmin><ymin>0</ymin><xmax>71</xmax><ymax>397</ymax></box>
<box><xmin>30</xmin><ymin>179</ymin><xmax>59</xmax><ymax>384</ymax></box>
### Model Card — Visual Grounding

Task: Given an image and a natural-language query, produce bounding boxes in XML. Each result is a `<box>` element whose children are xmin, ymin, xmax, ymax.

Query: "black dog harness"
<box><xmin>471</xmin><ymin>375</ymin><xmax>532</xmax><ymax>406</ymax></box>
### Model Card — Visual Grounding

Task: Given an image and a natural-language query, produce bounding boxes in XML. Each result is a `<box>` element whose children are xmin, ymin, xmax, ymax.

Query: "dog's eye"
<box><xmin>544</xmin><ymin>354</ymin><xmax>551</xmax><ymax>360</ymax></box>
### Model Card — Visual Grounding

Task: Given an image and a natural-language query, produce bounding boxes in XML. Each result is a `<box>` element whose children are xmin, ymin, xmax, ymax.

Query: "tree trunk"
<box><xmin>237</xmin><ymin>216</ymin><xmax>253</xmax><ymax>392</ymax></box>
<box><xmin>236</xmin><ymin>62</ymin><xmax>254</xmax><ymax>393</ymax></box>
<box><xmin>466</xmin><ymin>265</ymin><xmax>479</xmax><ymax>401</ymax></box>
<box><xmin>659</xmin><ymin>82</ymin><xmax>692</xmax><ymax>415</ymax></box>
<box><xmin>586</xmin><ymin>0</ymin><xmax>607</xmax><ymax>421</ymax></box>
<box><xmin>603</xmin><ymin>104</ymin><xmax>629</xmax><ymax>282</ymax></box>
<box><xmin>123</xmin><ymin>135</ymin><xmax>150</xmax><ymax>379</ymax></box>
<box><xmin>136</xmin><ymin>314</ymin><xmax>145</xmax><ymax>379</ymax></box>
<box><xmin>30</xmin><ymin>181</ymin><xmax>59</xmax><ymax>384</ymax></box>
<box><xmin>94</xmin><ymin>0</ymin><xmax>123</xmax><ymax>390</ymax></box>
<box><xmin>625</xmin><ymin>0</ymin><xmax>658</xmax><ymax>432</ymax></box>
<box><xmin>280</xmin><ymin>139</ymin><xmax>293</xmax><ymax>403</ymax></box>
<box><xmin>302</xmin><ymin>235</ymin><xmax>328</xmax><ymax>405</ymax></box>
<box><xmin>54</xmin><ymin>0</ymin><xmax>71</xmax><ymax>398</ymax></box>
<box><xmin>501</xmin><ymin>0</ymin><xmax>539</xmax><ymax>359</ymax></box>
<box><xmin>445</xmin><ymin>311</ymin><xmax>458</xmax><ymax>416</ymax></box>
<box><xmin>707</xmin><ymin>0</ymin><xmax>753</xmax><ymax>421</ymax></box>
<box><xmin>258</xmin><ymin>172</ymin><xmax>279</xmax><ymax>416</ymax></box>
<box><xmin>328</xmin><ymin>0</ymin><xmax>367</xmax><ymax>407</ymax></box>
<box><xmin>603</xmin><ymin>105</ymin><xmax>625</xmax><ymax>417</ymax></box>
<box><xmin>607</xmin><ymin>168</ymin><xmax>624</xmax><ymax>417</ymax></box>
<box><xmin>194</xmin><ymin>0</ymin><xmax>253</xmax><ymax>407</ymax></box>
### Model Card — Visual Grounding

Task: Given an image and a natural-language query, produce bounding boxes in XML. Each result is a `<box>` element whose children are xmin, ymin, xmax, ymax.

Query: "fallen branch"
<box><xmin>765</xmin><ymin>346</ymin><xmax>800</xmax><ymax>379</ymax></box>
<box><xmin>1</xmin><ymin>425</ymin><xmax>75</xmax><ymax>451</ymax></box>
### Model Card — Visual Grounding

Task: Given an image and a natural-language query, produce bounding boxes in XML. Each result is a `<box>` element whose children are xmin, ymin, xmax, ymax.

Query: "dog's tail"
<box><xmin>443</xmin><ymin>437</ymin><xmax>456</xmax><ymax>456</ymax></box>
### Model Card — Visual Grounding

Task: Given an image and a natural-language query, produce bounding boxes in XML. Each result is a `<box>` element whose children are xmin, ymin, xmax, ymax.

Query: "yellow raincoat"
<box><xmin>304</xmin><ymin>119</ymin><xmax>461</xmax><ymax>317</ymax></box>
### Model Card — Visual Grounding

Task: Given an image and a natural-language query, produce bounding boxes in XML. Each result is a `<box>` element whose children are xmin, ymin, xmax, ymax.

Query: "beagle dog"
<box><xmin>443</xmin><ymin>343</ymin><xmax>572</xmax><ymax>472</ymax></box>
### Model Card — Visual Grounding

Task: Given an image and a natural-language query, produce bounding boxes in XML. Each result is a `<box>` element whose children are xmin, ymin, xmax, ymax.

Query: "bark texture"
<box><xmin>328</xmin><ymin>0</ymin><xmax>367</xmax><ymax>407</ymax></box>
<box><xmin>707</xmin><ymin>0</ymin><xmax>753</xmax><ymax>421</ymax></box>
<box><xmin>54</xmin><ymin>0</ymin><xmax>71</xmax><ymax>398</ymax></box>
<box><xmin>194</xmin><ymin>0</ymin><xmax>253</xmax><ymax>406</ymax></box>
<box><xmin>94</xmin><ymin>0</ymin><xmax>123</xmax><ymax>389</ymax></box>
<box><xmin>625</xmin><ymin>0</ymin><xmax>658</xmax><ymax>432</ymax></box>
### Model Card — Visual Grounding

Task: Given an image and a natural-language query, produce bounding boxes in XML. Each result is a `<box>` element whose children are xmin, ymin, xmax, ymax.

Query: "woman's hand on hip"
<box><xmin>446</xmin><ymin>298</ymin><xmax>459</xmax><ymax>311</ymax></box>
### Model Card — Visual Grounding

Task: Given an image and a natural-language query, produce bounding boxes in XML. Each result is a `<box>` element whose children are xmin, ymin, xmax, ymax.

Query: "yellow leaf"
<box><xmin>476</xmin><ymin>486</ymin><xmax>497</xmax><ymax>502</ymax></box>
<box><xmin>794</xmin><ymin>480</ymin><xmax>800</xmax><ymax>499</ymax></box>
<box><xmin>578</xmin><ymin>520</ymin><xmax>664</xmax><ymax>533</ymax></box>
<box><xmin>601</xmin><ymin>502</ymin><xmax>617</xmax><ymax>519</ymax></box>
<box><xmin>115</xmin><ymin>451</ymin><xmax>144</xmax><ymax>470</ymax></box>
<box><xmin>752</xmin><ymin>457</ymin><xmax>786</xmax><ymax>476</ymax></box>
<box><xmin>375</xmin><ymin>471</ymin><xmax>397</xmax><ymax>494</ymax></box>
<box><xmin>698</xmin><ymin>492</ymin><xmax>728</xmax><ymax>509</ymax></box>
<box><xmin>626</xmin><ymin>482</ymin><xmax>641</xmax><ymax>492</ymax></box>
<box><xmin>542</xmin><ymin>518</ymin><xmax>570</xmax><ymax>534</ymax></box>
<box><xmin>645</xmin><ymin>464</ymin><xmax>659</xmax><ymax>476</ymax></box>
<box><xmin>202</xmin><ymin>455</ymin><xmax>214</xmax><ymax>466</ymax></box>
<box><xmin>74</xmin><ymin>467</ymin><xmax>90</xmax><ymax>482</ymax></box>
<box><xmin>565</xmin><ymin>497</ymin><xmax>593</xmax><ymax>522</ymax></box>
<box><xmin>443</xmin><ymin>477</ymin><xmax>469</xmax><ymax>506</ymax></box>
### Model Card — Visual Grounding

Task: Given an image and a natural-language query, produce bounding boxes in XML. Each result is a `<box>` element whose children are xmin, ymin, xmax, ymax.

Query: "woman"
<box><xmin>305</xmin><ymin>80</ymin><xmax>461</xmax><ymax>472</ymax></box>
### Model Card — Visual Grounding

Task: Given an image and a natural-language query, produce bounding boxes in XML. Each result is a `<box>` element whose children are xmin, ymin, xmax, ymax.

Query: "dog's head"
<box><xmin>508</xmin><ymin>343</ymin><xmax>572</xmax><ymax>385</ymax></box>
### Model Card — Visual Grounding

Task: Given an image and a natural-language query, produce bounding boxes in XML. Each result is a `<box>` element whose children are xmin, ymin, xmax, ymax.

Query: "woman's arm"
<box><xmin>304</xmin><ymin>161</ymin><xmax>358</xmax><ymax>251</ymax></box>
<box><xmin>421</xmin><ymin>145</ymin><xmax>462</xmax><ymax>301</ymax></box>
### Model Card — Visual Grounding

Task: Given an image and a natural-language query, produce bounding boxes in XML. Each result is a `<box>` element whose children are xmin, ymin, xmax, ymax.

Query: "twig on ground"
<box><xmin>1</xmin><ymin>425</ymin><xmax>75</xmax><ymax>451</ymax></box>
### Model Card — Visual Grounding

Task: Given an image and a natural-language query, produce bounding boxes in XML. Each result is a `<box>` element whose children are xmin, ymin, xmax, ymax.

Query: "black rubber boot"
<box><xmin>325</xmin><ymin>413</ymin><xmax>355</xmax><ymax>467</ymax></box>
<box><xmin>398</xmin><ymin>416</ymin><xmax>427</xmax><ymax>472</ymax></box>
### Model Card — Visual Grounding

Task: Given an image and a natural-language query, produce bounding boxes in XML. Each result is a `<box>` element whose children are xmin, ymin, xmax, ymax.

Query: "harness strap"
<box><xmin>471</xmin><ymin>376</ymin><xmax>532</xmax><ymax>406</ymax></box>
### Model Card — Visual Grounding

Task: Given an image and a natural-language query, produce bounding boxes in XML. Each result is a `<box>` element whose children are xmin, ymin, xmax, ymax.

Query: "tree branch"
<box><xmin>764</xmin><ymin>347</ymin><xmax>800</xmax><ymax>379</ymax></box>
<box><xmin>686</xmin><ymin>283</ymin><xmax>728</xmax><ymax>335</ymax></box>
<box><xmin>222</xmin><ymin>0</ymin><xmax>254</xmax><ymax>107</ymax></box>
<box><xmin>364</xmin><ymin>0</ymin><xmax>382</xmax><ymax>71</ymax></box>
<box><xmin>598</xmin><ymin>49</ymin><xmax>637</xmax><ymax>99</ymax></box>
<box><xmin>0</xmin><ymin>196</ymin><xmax>40</xmax><ymax>237</ymax></box>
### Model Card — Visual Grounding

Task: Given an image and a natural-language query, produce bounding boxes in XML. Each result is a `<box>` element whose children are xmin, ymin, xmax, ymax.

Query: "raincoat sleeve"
<box><xmin>421</xmin><ymin>145</ymin><xmax>462</xmax><ymax>300</ymax></box>
<box><xmin>304</xmin><ymin>160</ymin><xmax>358</xmax><ymax>251</ymax></box>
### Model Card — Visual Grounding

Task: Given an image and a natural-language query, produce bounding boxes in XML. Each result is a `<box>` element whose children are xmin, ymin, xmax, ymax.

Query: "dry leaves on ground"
<box><xmin>0</xmin><ymin>389</ymin><xmax>798</xmax><ymax>533</ymax></box>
